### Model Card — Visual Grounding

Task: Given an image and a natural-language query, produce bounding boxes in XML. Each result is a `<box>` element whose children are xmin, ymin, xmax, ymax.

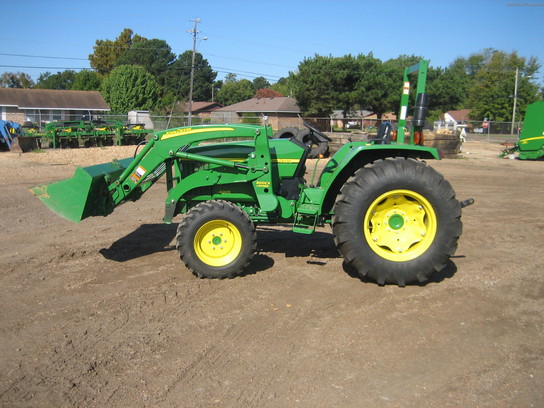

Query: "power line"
<box><xmin>212</xmin><ymin>66</ymin><xmax>283</xmax><ymax>80</ymax></box>
<box><xmin>0</xmin><ymin>41</ymin><xmax>294</xmax><ymax>80</ymax></box>
<box><xmin>205</xmin><ymin>53</ymin><xmax>294</xmax><ymax>69</ymax></box>
<box><xmin>0</xmin><ymin>53</ymin><xmax>88</xmax><ymax>61</ymax></box>
<box><xmin>0</xmin><ymin>65</ymin><xmax>90</xmax><ymax>70</ymax></box>
<box><xmin>0</xmin><ymin>63</ymin><xmax>284</xmax><ymax>81</ymax></box>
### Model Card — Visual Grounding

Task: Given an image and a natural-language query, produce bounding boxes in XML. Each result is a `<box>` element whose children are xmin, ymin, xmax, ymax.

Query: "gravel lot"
<box><xmin>0</xmin><ymin>140</ymin><xmax>543</xmax><ymax>407</ymax></box>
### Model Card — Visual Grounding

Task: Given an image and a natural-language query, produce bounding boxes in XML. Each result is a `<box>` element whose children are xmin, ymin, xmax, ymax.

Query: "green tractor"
<box><xmin>501</xmin><ymin>100</ymin><xmax>544</xmax><ymax>160</ymax></box>
<box><xmin>31</xmin><ymin>61</ymin><xmax>473</xmax><ymax>286</ymax></box>
<box><xmin>31</xmin><ymin>121</ymin><xmax>472</xmax><ymax>286</ymax></box>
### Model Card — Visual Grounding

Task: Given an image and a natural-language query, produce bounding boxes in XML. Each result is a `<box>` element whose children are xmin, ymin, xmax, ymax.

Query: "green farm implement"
<box><xmin>501</xmin><ymin>101</ymin><xmax>544</xmax><ymax>160</ymax></box>
<box><xmin>20</xmin><ymin>119</ymin><xmax>152</xmax><ymax>150</ymax></box>
<box><xmin>31</xmin><ymin>61</ymin><xmax>473</xmax><ymax>286</ymax></box>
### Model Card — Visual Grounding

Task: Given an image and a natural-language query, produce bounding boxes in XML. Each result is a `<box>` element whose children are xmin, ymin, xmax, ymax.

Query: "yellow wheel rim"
<box><xmin>364</xmin><ymin>189</ymin><xmax>437</xmax><ymax>262</ymax></box>
<box><xmin>194</xmin><ymin>220</ymin><xmax>242</xmax><ymax>267</ymax></box>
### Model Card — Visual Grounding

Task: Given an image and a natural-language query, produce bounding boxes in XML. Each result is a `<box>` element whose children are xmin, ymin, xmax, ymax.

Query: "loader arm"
<box><xmin>31</xmin><ymin>124</ymin><xmax>279</xmax><ymax>223</ymax></box>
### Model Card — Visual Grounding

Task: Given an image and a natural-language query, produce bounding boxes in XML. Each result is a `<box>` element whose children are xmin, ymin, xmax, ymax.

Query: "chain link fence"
<box><xmin>24</xmin><ymin>112</ymin><xmax>524</xmax><ymax>143</ymax></box>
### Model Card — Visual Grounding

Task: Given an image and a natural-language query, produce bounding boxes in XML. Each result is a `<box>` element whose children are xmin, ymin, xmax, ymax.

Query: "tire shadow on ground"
<box><xmin>256</xmin><ymin>226</ymin><xmax>339</xmax><ymax>259</ymax></box>
<box><xmin>98</xmin><ymin>223</ymin><xmax>339</xmax><ymax>266</ymax></box>
<box><xmin>99</xmin><ymin>223</ymin><xmax>178</xmax><ymax>262</ymax></box>
<box><xmin>99</xmin><ymin>223</ymin><xmax>276</xmax><ymax>278</ymax></box>
<box><xmin>98</xmin><ymin>223</ymin><xmax>459</xmax><ymax>286</ymax></box>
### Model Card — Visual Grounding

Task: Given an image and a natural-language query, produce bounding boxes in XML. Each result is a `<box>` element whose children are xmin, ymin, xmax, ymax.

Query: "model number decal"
<box><xmin>162</xmin><ymin>127</ymin><xmax>235</xmax><ymax>140</ymax></box>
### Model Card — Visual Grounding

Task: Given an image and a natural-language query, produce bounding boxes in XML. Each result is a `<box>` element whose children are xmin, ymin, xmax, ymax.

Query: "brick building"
<box><xmin>211</xmin><ymin>97</ymin><xmax>301</xmax><ymax>130</ymax></box>
<box><xmin>0</xmin><ymin>88</ymin><xmax>110</xmax><ymax>126</ymax></box>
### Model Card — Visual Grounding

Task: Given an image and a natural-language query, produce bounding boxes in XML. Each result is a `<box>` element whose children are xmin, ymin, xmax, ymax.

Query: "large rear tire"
<box><xmin>176</xmin><ymin>200</ymin><xmax>257</xmax><ymax>279</ymax></box>
<box><xmin>332</xmin><ymin>158</ymin><xmax>462</xmax><ymax>286</ymax></box>
<box><xmin>274</xmin><ymin>127</ymin><xmax>299</xmax><ymax>139</ymax></box>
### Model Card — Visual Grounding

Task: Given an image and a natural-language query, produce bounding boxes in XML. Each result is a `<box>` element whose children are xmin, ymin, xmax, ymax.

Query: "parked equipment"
<box><xmin>21</xmin><ymin>119</ymin><xmax>152</xmax><ymax>149</ymax></box>
<box><xmin>501</xmin><ymin>101</ymin><xmax>544</xmax><ymax>160</ymax></box>
<box><xmin>31</xmin><ymin>60</ymin><xmax>473</xmax><ymax>286</ymax></box>
<box><xmin>0</xmin><ymin>120</ymin><xmax>22</xmax><ymax>152</ymax></box>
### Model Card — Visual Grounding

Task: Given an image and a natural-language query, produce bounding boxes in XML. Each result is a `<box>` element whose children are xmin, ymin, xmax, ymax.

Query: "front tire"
<box><xmin>176</xmin><ymin>200</ymin><xmax>257</xmax><ymax>279</ymax></box>
<box><xmin>332</xmin><ymin>158</ymin><xmax>462</xmax><ymax>286</ymax></box>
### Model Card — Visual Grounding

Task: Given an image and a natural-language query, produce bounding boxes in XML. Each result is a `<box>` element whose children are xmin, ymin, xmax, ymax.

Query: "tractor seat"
<box><xmin>370</xmin><ymin>122</ymin><xmax>392</xmax><ymax>144</ymax></box>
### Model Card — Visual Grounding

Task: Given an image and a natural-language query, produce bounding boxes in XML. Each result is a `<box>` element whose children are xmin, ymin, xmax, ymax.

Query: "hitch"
<box><xmin>460</xmin><ymin>198</ymin><xmax>475</xmax><ymax>208</ymax></box>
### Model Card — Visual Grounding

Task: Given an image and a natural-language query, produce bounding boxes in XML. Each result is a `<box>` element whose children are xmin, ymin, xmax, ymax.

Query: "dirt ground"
<box><xmin>0</xmin><ymin>140</ymin><xmax>543</xmax><ymax>407</ymax></box>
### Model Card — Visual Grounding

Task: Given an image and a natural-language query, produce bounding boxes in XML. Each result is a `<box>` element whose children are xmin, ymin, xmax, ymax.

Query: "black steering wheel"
<box><xmin>303</xmin><ymin>122</ymin><xmax>332</xmax><ymax>142</ymax></box>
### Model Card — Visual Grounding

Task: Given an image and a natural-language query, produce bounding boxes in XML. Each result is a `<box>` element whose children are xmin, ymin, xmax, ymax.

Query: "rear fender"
<box><xmin>316</xmin><ymin>142</ymin><xmax>441</xmax><ymax>215</ymax></box>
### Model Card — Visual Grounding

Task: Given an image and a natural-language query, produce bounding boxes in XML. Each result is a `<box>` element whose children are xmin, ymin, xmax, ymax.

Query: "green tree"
<box><xmin>35</xmin><ymin>70</ymin><xmax>76</xmax><ymax>89</ymax></box>
<box><xmin>468</xmin><ymin>50</ymin><xmax>540</xmax><ymax>121</ymax></box>
<box><xmin>425</xmin><ymin>64</ymin><xmax>470</xmax><ymax>120</ymax></box>
<box><xmin>89</xmin><ymin>28</ymin><xmax>146</xmax><ymax>75</ymax></box>
<box><xmin>71</xmin><ymin>71</ymin><xmax>102</xmax><ymax>91</ymax></box>
<box><xmin>292</xmin><ymin>54</ymin><xmax>361</xmax><ymax>116</ymax></box>
<box><xmin>115</xmin><ymin>38</ymin><xmax>176</xmax><ymax>89</ymax></box>
<box><xmin>224</xmin><ymin>73</ymin><xmax>238</xmax><ymax>83</ymax></box>
<box><xmin>358</xmin><ymin>54</ymin><xmax>470</xmax><ymax>120</ymax></box>
<box><xmin>164</xmin><ymin>50</ymin><xmax>217</xmax><ymax>105</ymax></box>
<box><xmin>0</xmin><ymin>72</ymin><xmax>34</xmax><ymax>88</ymax></box>
<box><xmin>163</xmin><ymin>51</ymin><xmax>217</xmax><ymax>103</ymax></box>
<box><xmin>423</xmin><ymin>50</ymin><xmax>492</xmax><ymax>119</ymax></box>
<box><xmin>270</xmin><ymin>76</ymin><xmax>294</xmax><ymax>97</ymax></box>
<box><xmin>353</xmin><ymin>53</ymin><xmax>398</xmax><ymax>119</ymax></box>
<box><xmin>100</xmin><ymin>65</ymin><xmax>160</xmax><ymax>113</ymax></box>
<box><xmin>252</xmin><ymin>76</ymin><xmax>270</xmax><ymax>91</ymax></box>
<box><xmin>216</xmin><ymin>78</ymin><xmax>254</xmax><ymax>106</ymax></box>
<box><xmin>212</xmin><ymin>80</ymin><xmax>223</xmax><ymax>102</ymax></box>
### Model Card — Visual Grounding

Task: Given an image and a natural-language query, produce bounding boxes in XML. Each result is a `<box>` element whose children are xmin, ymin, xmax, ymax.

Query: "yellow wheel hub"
<box><xmin>364</xmin><ymin>189</ymin><xmax>437</xmax><ymax>262</ymax></box>
<box><xmin>194</xmin><ymin>220</ymin><xmax>242</xmax><ymax>266</ymax></box>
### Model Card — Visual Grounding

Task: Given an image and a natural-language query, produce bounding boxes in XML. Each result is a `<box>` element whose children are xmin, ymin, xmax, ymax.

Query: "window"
<box><xmin>25</xmin><ymin>109</ymin><xmax>38</xmax><ymax>123</ymax></box>
<box><xmin>24</xmin><ymin>109</ymin><xmax>64</xmax><ymax>123</ymax></box>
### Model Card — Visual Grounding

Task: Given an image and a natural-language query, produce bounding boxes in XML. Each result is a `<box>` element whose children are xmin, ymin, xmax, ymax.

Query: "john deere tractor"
<box><xmin>31</xmin><ymin>61</ymin><xmax>472</xmax><ymax>286</ymax></box>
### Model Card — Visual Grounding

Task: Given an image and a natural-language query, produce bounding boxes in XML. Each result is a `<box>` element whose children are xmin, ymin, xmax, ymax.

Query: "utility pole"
<box><xmin>187</xmin><ymin>19</ymin><xmax>207</xmax><ymax>126</ymax></box>
<box><xmin>511</xmin><ymin>67</ymin><xmax>519</xmax><ymax>135</ymax></box>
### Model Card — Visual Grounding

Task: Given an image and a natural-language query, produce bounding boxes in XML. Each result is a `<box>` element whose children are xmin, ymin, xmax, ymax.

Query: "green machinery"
<box><xmin>21</xmin><ymin>119</ymin><xmax>152</xmax><ymax>149</ymax></box>
<box><xmin>31</xmin><ymin>61</ymin><xmax>473</xmax><ymax>286</ymax></box>
<box><xmin>397</xmin><ymin>60</ymin><xmax>428</xmax><ymax>144</ymax></box>
<box><xmin>501</xmin><ymin>101</ymin><xmax>544</xmax><ymax>160</ymax></box>
<box><xmin>31</xmin><ymin>122</ymin><xmax>473</xmax><ymax>286</ymax></box>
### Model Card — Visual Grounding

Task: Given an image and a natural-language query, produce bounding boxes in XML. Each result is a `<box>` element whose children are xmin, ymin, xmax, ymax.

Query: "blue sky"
<box><xmin>1</xmin><ymin>0</ymin><xmax>543</xmax><ymax>85</ymax></box>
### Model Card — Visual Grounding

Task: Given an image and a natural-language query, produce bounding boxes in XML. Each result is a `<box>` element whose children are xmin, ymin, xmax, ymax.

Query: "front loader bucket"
<box><xmin>30</xmin><ymin>157</ymin><xmax>133</xmax><ymax>223</ymax></box>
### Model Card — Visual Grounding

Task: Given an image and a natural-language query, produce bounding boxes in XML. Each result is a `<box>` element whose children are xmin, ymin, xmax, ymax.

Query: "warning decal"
<box><xmin>130</xmin><ymin>166</ymin><xmax>146</xmax><ymax>184</ymax></box>
<box><xmin>403</xmin><ymin>81</ymin><xmax>410</xmax><ymax>95</ymax></box>
<box><xmin>135</xmin><ymin>166</ymin><xmax>146</xmax><ymax>177</ymax></box>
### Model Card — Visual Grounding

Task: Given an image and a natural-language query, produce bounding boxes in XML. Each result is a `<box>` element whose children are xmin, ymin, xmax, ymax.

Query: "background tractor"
<box><xmin>501</xmin><ymin>100</ymin><xmax>544</xmax><ymax>160</ymax></box>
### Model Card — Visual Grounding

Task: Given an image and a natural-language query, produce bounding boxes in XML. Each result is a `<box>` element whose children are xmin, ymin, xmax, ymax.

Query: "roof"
<box><xmin>445</xmin><ymin>109</ymin><xmax>471</xmax><ymax>123</ymax></box>
<box><xmin>0</xmin><ymin>88</ymin><xmax>110</xmax><ymax>111</ymax></box>
<box><xmin>216</xmin><ymin>97</ymin><xmax>300</xmax><ymax>113</ymax></box>
<box><xmin>180</xmin><ymin>101</ymin><xmax>223</xmax><ymax>113</ymax></box>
